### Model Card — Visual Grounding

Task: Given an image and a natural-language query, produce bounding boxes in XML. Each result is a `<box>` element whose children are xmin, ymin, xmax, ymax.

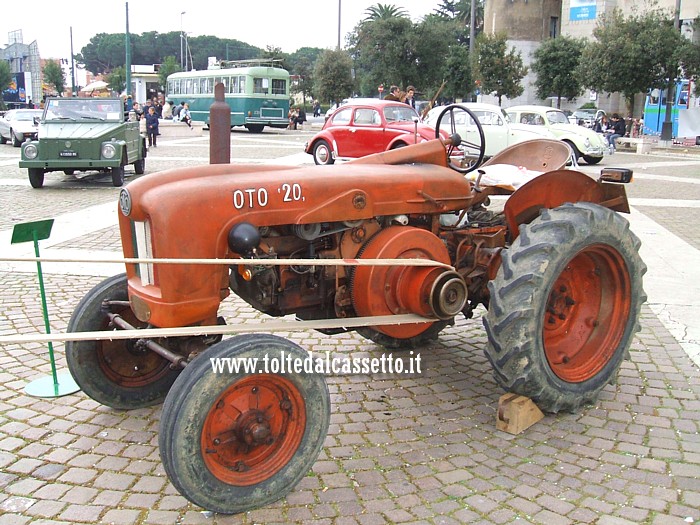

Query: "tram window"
<box><xmin>253</xmin><ymin>77</ymin><xmax>269</xmax><ymax>94</ymax></box>
<box><xmin>184</xmin><ymin>78</ymin><xmax>193</xmax><ymax>95</ymax></box>
<box><xmin>239</xmin><ymin>77</ymin><xmax>246</xmax><ymax>93</ymax></box>
<box><xmin>679</xmin><ymin>89</ymin><xmax>689</xmax><ymax>107</ymax></box>
<box><xmin>272</xmin><ymin>79</ymin><xmax>286</xmax><ymax>95</ymax></box>
<box><xmin>193</xmin><ymin>80</ymin><xmax>200</xmax><ymax>95</ymax></box>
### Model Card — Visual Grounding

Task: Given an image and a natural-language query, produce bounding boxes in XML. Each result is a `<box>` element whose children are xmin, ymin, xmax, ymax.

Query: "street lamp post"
<box><xmin>660</xmin><ymin>0</ymin><xmax>682</xmax><ymax>142</ymax></box>
<box><xmin>337</xmin><ymin>0</ymin><xmax>341</xmax><ymax>50</ymax></box>
<box><xmin>180</xmin><ymin>11</ymin><xmax>186</xmax><ymax>70</ymax></box>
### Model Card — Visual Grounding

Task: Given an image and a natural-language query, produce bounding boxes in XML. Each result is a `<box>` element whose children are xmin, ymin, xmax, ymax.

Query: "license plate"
<box><xmin>59</xmin><ymin>151</ymin><xmax>78</xmax><ymax>157</ymax></box>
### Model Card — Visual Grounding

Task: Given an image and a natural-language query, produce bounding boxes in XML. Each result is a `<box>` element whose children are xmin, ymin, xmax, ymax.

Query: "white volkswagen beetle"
<box><xmin>506</xmin><ymin>105</ymin><xmax>607</xmax><ymax>164</ymax></box>
<box><xmin>424</xmin><ymin>103</ymin><xmax>556</xmax><ymax>159</ymax></box>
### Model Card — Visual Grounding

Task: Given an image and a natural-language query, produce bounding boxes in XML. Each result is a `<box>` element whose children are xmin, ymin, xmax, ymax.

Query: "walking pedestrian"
<box><xmin>145</xmin><ymin>106</ymin><xmax>159</xmax><ymax>147</ymax></box>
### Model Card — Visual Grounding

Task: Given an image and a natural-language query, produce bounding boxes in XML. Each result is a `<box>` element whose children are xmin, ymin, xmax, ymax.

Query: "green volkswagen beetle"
<box><xmin>19</xmin><ymin>97</ymin><xmax>147</xmax><ymax>188</ymax></box>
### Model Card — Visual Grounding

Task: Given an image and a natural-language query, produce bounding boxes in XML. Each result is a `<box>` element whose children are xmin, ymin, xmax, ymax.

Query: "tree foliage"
<box><xmin>77</xmin><ymin>32</ymin><xmax>262</xmax><ymax>75</ymax></box>
<box><xmin>474</xmin><ymin>33</ymin><xmax>526</xmax><ymax>106</ymax></box>
<box><xmin>363</xmin><ymin>3</ymin><xmax>409</xmax><ymax>20</ymax></box>
<box><xmin>107</xmin><ymin>66</ymin><xmax>126</xmax><ymax>94</ymax></box>
<box><xmin>579</xmin><ymin>7</ymin><xmax>700</xmax><ymax>115</ymax></box>
<box><xmin>312</xmin><ymin>49</ymin><xmax>354</xmax><ymax>105</ymax></box>
<box><xmin>0</xmin><ymin>61</ymin><xmax>11</xmax><ymax>93</ymax></box>
<box><xmin>43</xmin><ymin>60</ymin><xmax>66</xmax><ymax>96</ymax></box>
<box><xmin>531</xmin><ymin>36</ymin><xmax>585</xmax><ymax>108</ymax></box>
<box><xmin>444</xmin><ymin>44</ymin><xmax>472</xmax><ymax>100</ymax></box>
<box><xmin>158</xmin><ymin>56</ymin><xmax>181</xmax><ymax>91</ymax></box>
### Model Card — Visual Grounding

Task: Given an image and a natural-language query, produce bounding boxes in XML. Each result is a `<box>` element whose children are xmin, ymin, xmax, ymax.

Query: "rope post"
<box><xmin>11</xmin><ymin>220</ymin><xmax>80</xmax><ymax>398</ymax></box>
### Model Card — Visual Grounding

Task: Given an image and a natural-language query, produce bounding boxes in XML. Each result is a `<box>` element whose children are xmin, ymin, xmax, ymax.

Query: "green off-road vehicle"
<box><xmin>19</xmin><ymin>97</ymin><xmax>146</xmax><ymax>188</ymax></box>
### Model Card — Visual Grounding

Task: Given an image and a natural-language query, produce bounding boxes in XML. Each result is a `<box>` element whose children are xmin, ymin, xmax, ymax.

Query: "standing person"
<box><xmin>180</xmin><ymin>103</ymin><xmax>192</xmax><ymax>128</ymax></box>
<box><xmin>384</xmin><ymin>85</ymin><xmax>401</xmax><ymax>101</ymax></box>
<box><xmin>132</xmin><ymin>102</ymin><xmax>144</xmax><ymax>121</ymax></box>
<box><xmin>145</xmin><ymin>106</ymin><xmax>159</xmax><ymax>148</ymax></box>
<box><xmin>313</xmin><ymin>100</ymin><xmax>321</xmax><ymax>117</ymax></box>
<box><xmin>162</xmin><ymin>100</ymin><xmax>173</xmax><ymax>120</ymax></box>
<box><xmin>404</xmin><ymin>85</ymin><xmax>416</xmax><ymax>109</ymax></box>
<box><xmin>152</xmin><ymin>98</ymin><xmax>163</xmax><ymax>119</ymax></box>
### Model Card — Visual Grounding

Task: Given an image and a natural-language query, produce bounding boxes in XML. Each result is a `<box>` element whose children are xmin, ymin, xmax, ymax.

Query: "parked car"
<box><xmin>569</xmin><ymin>109</ymin><xmax>597</xmax><ymax>127</ymax></box>
<box><xmin>306</xmin><ymin>99</ymin><xmax>441</xmax><ymax>165</ymax></box>
<box><xmin>19</xmin><ymin>97</ymin><xmax>147</xmax><ymax>188</ymax></box>
<box><xmin>506</xmin><ymin>105</ymin><xmax>607</xmax><ymax>164</ymax></box>
<box><xmin>0</xmin><ymin>109</ymin><xmax>42</xmax><ymax>147</ymax></box>
<box><xmin>424</xmin><ymin>103</ymin><xmax>556</xmax><ymax>159</ymax></box>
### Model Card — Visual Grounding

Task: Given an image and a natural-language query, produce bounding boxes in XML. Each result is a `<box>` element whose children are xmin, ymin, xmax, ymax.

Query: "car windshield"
<box><xmin>383</xmin><ymin>105</ymin><xmax>419</xmax><ymax>122</ymax></box>
<box><xmin>15</xmin><ymin>111</ymin><xmax>42</xmax><ymax>121</ymax></box>
<box><xmin>43</xmin><ymin>99</ymin><xmax>123</xmax><ymax>122</ymax></box>
<box><xmin>546</xmin><ymin>110</ymin><xmax>570</xmax><ymax>125</ymax></box>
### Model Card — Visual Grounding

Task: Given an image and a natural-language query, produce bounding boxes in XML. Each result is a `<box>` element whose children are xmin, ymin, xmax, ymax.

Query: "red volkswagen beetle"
<box><xmin>304</xmin><ymin>99</ymin><xmax>443</xmax><ymax>165</ymax></box>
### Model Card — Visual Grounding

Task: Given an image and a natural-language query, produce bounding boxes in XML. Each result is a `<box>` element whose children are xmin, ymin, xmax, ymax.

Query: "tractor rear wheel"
<box><xmin>159</xmin><ymin>334</ymin><xmax>330</xmax><ymax>514</ymax></box>
<box><xmin>483</xmin><ymin>202</ymin><xmax>645</xmax><ymax>413</ymax></box>
<box><xmin>66</xmin><ymin>274</ymin><xmax>181</xmax><ymax>409</ymax></box>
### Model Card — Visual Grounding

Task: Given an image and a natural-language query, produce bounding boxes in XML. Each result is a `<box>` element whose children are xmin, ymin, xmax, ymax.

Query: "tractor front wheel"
<box><xmin>66</xmin><ymin>274</ymin><xmax>181</xmax><ymax>409</ymax></box>
<box><xmin>159</xmin><ymin>334</ymin><xmax>330</xmax><ymax>514</ymax></box>
<box><xmin>483</xmin><ymin>202</ymin><xmax>645</xmax><ymax>413</ymax></box>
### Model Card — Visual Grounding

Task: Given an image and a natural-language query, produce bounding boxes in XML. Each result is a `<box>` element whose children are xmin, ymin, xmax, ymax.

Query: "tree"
<box><xmin>579</xmin><ymin>7</ymin><xmax>700</xmax><ymax>116</ymax></box>
<box><xmin>0</xmin><ymin>61</ymin><xmax>11</xmax><ymax>110</ymax></box>
<box><xmin>349</xmin><ymin>16</ymin><xmax>416</xmax><ymax>96</ymax></box>
<box><xmin>443</xmin><ymin>44</ymin><xmax>472</xmax><ymax>101</ymax></box>
<box><xmin>0</xmin><ymin>61</ymin><xmax>11</xmax><ymax>93</ymax></box>
<box><xmin>312</xmin><ymin>49</ymin><xmax>354</xmax><ymax>105</ymax></box>
<box><xmin>158</xmin><ymin>56</ymin><xmax>181</xmax><ymax>92</ymax></box>
<box><xmin>77</xmin><ymin>32</ymin><xmax>263</xmax><ymax>75</ymax></box>
<box><xmin>433</xmin><ymin>0</ymin><xmax>484</xmax><ymax>46</ymax></box>
<box><xmin>531</xmin><ymin>36</ymin><xmax>586</xmax><ymax>108</ymax></box>
<box><xmin>107</xmin><ymin>66</ymin><xmax>126</xmax><ymax>94</ymax></box>
<box><xmin>43</xmin><ymin>60</ymin><xmax>66</xmax><ymax>96</ymax></box>
<box><xmin>474</xmin><ymin>33</ymin><xmax>527</xmax><ymax>106</ymax></box>
<box><xmin>363</xmin><ymin>3</ymin><xmax>409</xmax><ymax>20</ymax></box>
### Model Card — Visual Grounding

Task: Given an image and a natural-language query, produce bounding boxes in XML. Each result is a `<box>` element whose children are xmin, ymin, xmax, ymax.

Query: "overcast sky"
<box><xmin>3</xmin><ymin>1</ymin><xmax>440</xmax><ymax>61</ymax></box>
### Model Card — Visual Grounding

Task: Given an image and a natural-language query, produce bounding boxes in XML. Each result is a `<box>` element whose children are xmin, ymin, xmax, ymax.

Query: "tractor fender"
<box><xmin>504</xmin><ymin>169</ymin><xmax>630</xmax><ymax>240</ymax></box>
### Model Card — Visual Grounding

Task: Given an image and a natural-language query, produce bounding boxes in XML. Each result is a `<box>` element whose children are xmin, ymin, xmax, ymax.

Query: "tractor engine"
<box><xmin>227</xmin><ymin>215</ymin><xmax>476</xmax><ymax>334</ymax></box>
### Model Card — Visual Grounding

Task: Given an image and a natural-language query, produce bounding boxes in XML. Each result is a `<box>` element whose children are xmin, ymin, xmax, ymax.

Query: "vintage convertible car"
<box><xmin>424</xmin><ymin>102</ymin><xmax>556</xmax><ymax>159</ymax></box>
<box><xmin>507</xmin><ymin>105</ymin><xmax>607</xmax><ymax>164</ymax></box>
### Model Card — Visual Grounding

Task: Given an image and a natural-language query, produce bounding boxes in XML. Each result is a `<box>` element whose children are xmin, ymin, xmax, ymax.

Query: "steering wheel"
<box><xmin>434</xmin><ymin>104</ymin><xmax>486</xmax><ymax>174</ymax></box>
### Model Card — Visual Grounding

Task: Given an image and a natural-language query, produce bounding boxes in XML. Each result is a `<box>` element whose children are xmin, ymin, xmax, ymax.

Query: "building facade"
<box><xmin>1</xmin><ymin>31</ymin><xmax>42</xmax><ymax>108</ymax></box>
<box><xmin>481</xmin><ymin>0</ymin><xmax>700</xmax><ymax>116</ymax></box>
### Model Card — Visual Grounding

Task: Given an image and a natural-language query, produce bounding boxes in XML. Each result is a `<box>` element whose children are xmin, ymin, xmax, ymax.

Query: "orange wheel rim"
<box><xmin>96</xmin><ymin>306</ymin><xmax>171</xmax><ymax>387</ymax></box>
<box><xmin>543</xmin><ymin>244</ymin><xmax>631</xmax><ymax>383</ymax></box>
<box><xmin>201</xmin><ymin>374</ymin><xmax>306</xmax><ymax>486</ymax></box>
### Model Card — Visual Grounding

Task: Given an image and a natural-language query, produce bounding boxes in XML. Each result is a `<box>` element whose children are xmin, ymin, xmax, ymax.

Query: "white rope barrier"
<box><xmin>0</xmin><ymin>256</ymin><xmax>455</xmax><ymax>270</ymax></box>
<box><xmin>0</xmin><ymin>314</ymin><xmax>433</xmax><ymax>345</ymax></box>
<box><xmin>0</xmin><ymin>255</ymin><xmax>449</xmax><ymax>345</ymax></box>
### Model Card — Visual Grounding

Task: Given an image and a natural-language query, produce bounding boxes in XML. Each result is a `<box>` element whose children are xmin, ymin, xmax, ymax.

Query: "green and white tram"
<box><xmin>166</xmin><ymin>59</ymin><xmax>290</xmax><ymax>133</ymax></box>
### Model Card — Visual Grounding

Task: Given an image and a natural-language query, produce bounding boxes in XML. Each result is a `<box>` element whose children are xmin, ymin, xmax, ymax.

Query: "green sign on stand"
<box><xmin>11</xmin><ymin>219</ymin><xmax>80</xmax><ymax>398</ymax></box>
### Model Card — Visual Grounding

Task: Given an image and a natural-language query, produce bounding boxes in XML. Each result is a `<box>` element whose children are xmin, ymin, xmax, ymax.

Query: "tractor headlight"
<box><xmin>102</xmin><ymin>142</ymin><xmax>117</xmax><ymax>159</ymax></box>
<box><xmin>24</xmin><ymin>143</ymin><xmax>38</xmax><ymax>159</ymax></box>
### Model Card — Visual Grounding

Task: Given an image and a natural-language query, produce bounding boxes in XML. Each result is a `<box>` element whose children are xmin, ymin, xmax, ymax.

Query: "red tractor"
<box><xmin>65</xmin><ymin>106</ymin><xmax>645</xmax><ymax>514</ymax></box>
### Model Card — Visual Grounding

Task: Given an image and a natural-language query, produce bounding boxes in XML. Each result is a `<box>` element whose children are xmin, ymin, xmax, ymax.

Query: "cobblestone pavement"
<box><xmin>0</xmin><ymin>132</ymin><xmax>698</xmax><ymax>524</ymax></box>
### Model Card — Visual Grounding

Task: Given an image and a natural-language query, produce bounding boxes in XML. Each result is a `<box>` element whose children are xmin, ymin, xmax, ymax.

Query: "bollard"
<box><xmin>209</xmin><ymin>82</ymin><xmax>231</xmax><ymax>164</ymax></box>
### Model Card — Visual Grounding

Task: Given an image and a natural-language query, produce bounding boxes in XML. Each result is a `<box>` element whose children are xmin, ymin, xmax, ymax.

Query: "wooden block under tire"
<box><xmin>496</xmin><ymin>393</ymin><xmax>544</xmax><ymax>435</ymax></box>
